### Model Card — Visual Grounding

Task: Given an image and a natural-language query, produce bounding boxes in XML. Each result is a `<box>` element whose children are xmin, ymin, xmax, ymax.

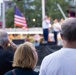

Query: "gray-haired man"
<box><xmin>0</xmin><ymin>30</ymin><xmax>17</xmax><ymax>75</ymax></box>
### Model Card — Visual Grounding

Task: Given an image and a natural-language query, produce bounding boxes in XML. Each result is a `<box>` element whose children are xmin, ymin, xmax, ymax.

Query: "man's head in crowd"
<box><xmin>0</xmin><ymin>30</ymin><xmax>8</xmax><ymax>49</ymax></box>
<box><xmin>60</xmin><ymin>18</ymin><xmax>76</xmax><ymax>48</ymax></box>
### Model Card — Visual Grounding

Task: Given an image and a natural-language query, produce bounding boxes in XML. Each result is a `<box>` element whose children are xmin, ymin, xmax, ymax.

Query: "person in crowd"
<box><xmin>39</xmin><ymin>37</ymin><xmax>44</xmax><ymax>45</ymax></box>
<box><xmin>33</xmin><ymin>34</ymin><xmax>40</xmax><ymax>47</ymax></box>
<box><xmin>59</xmin><ymin>18</ymin><xmax>64</xmax><ymax>25</ymax></box>
<box><xmin>4</xmin><ymin>42</ymin><xmax>39</xmax><ymax>75</ymax></box>
<box><xmin>53</xmin><ymin>19</ymin><xmax>61</xmax><ymax>45</ymax></box>
<box><xmin>42</xmin><ymin>16</ymin><xmax>51</xmax><ymax>43</ymax></box>
<box><xmin>39</xmin><ymin>18</ymin><xmax>76</xmax><ymax>75</ymax></box>
<box><xmin>0</xmin><ymin>30</ymin><xmax>17</xmax><ymax>75</ymax></box>
<box><xmin>33</xmin><ymin>40</ymin><xmax>40</xmax><ymax>47</ymax></box>
<box><xmin>67</xmin><ymin>10</ymin><xmax>75</xmax><ymax>17</ymax></box>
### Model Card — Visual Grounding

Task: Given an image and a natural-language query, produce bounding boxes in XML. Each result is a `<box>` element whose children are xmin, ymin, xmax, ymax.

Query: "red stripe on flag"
<box><xmin>14</xmin><ymin>6</ymin><xmax>27</xmax><ymax>27</ymax></box>
<box><xmin>14</xmin><ymin>16</ymin><xmax>27</xmax><ymax>27</ymax></box>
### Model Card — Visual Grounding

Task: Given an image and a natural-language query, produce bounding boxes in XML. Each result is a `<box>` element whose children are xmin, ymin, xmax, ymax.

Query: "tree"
<box><xmin>6</xmin><ymin>0</ymin><xmax>25</xmax><ymax>28</ymax></box>
<box><xmin>6</xmin><ymin>0</ymin><xmax>69</xmax><ymax>28</ymax></box>
<box><xmin>24</xmin><ymin>0</ymin><xmax>42</xmax><ymax>27</ymax></box>
<box><xmin>45</xmin><ymin>0</ymin><xmax>69</xmax><ymax>20</ymax></box>
<box><xmin>6</xmin><ymin>7</ymin><xmax>14</xmax><ymax>28</ymax></box>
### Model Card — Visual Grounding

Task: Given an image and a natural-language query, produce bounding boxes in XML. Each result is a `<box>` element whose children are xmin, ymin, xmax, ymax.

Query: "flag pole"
<box><xmin>57</xmin><ymin>3</ymin><xmax>67</xmax><ymax>19</ymax></box>
<box><xmin>2</xmin><ymin>0</ymin><xmax>5</xmax><ymax>29</ymax></box>
<box><xmin>42</xmin><ymin>0</ymin><xmax>45</xmax><ymax>20</ymax></box>
<box><xmin>14</xmin><ymin>4</ymin><xmax>16</xmax><ymax>29</ymax></box>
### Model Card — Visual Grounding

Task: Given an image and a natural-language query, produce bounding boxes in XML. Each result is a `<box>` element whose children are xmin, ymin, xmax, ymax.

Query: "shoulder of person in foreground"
<box><xmin>4</xmin><ymin>70</ymin><xmax>13</xmax><ymax>75</ymax></box>
<box><xmin>39</xmin><ymin>49</ymin><xmax>61</xmax><ymax>75</ymax></box>
<box><xmin>4</xmin><ymin>69</ymin><xmax>39</xmax><ymax>75</ymax></box>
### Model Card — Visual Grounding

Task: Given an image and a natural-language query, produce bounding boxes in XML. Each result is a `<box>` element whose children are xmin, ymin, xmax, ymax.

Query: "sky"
<box><xmin>0</xmin><ymin>0</ymin><xmax>3</xmax><ymax>3</ymax></box>
<box><xmin>0</xmin><ymin>0</ymin><xmax>10</xmax><ymax>3</ymax></box>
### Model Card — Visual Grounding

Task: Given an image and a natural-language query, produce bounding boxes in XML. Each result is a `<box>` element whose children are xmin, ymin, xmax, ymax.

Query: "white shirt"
<box><xmin>39</xmin><ymin>48</ymin><xmax>76</xmax><ymax>75</ymax></box>
<box><xmin>34</xmin><ymin>34</ymin><xmax>40</xmax><ymax>41</ymax></box>
<box><xmin>42</xmin><ymin>19</ymin><xmax>51</xmax><ymax>29</ymax></box>
<box><xmin>53</xmin><ymin>22</ymin><xmax>61</xmax><ymax>32</ymax></box>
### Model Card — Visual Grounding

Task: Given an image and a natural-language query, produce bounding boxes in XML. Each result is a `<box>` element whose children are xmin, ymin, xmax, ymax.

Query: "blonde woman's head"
<box><xmin>12</xmin><ymin>42</ymin><xmax>38</xmax><ymax>69</ymax></box>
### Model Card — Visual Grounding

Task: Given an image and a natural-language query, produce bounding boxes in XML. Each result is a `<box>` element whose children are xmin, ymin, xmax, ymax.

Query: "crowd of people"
<box><xmin>0</xmin><ymin>17</ymin><xmax>76</xmax><ymax>75</ymax></box>
<box><xmin>8</xmin><ymin>17</ymin><xmax>64</xmax><ymax>46</ymax></box>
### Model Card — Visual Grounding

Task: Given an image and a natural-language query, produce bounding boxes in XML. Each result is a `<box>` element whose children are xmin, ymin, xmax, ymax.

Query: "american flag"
<box><xmin>14</xmin><ymin>6</ymin><xmax>27</xmax><ymax>27</ymax></box>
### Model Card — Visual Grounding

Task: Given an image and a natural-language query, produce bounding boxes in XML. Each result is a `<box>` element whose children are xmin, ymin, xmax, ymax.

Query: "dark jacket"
<box><xmin>0</xmin><ymin>46</ymin><xmax>14</xmax><ymax>75</ymax></box>
<box><xmin>4</xmin><ymin>67</ymin><xmax>39</xmax><ymax>75</ymax></box>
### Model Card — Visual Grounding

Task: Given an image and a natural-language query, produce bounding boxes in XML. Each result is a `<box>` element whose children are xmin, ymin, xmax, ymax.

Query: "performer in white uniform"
<box><xmin>53</xmin><ymin>19</ymin><xmax>61</xmax><ymax>45</ymax></box>
<box><xmin>42</xmin><ymin>16</ymin><xmax>51</xmax><ymax>43</ymax></box>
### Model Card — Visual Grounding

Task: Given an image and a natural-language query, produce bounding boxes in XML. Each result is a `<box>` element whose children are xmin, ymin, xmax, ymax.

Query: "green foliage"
<box><xmin>6</xmin><ymin>0</ymin><xmax>69</xmax><ymax>28</ymax></box>
<box><xmin>24</xmin><ymin>0</ymin><xmax>42</xmax><ymax>27</ymax></box>
<box><xmin>45</xmin><ymin>0</ymin><xmax>69</xmax><ymax>20</ymax></box>
<box><xmin>6</xmin><ymin>7</ymin><xmax>14</xmax><ymax>28</ymax></box>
